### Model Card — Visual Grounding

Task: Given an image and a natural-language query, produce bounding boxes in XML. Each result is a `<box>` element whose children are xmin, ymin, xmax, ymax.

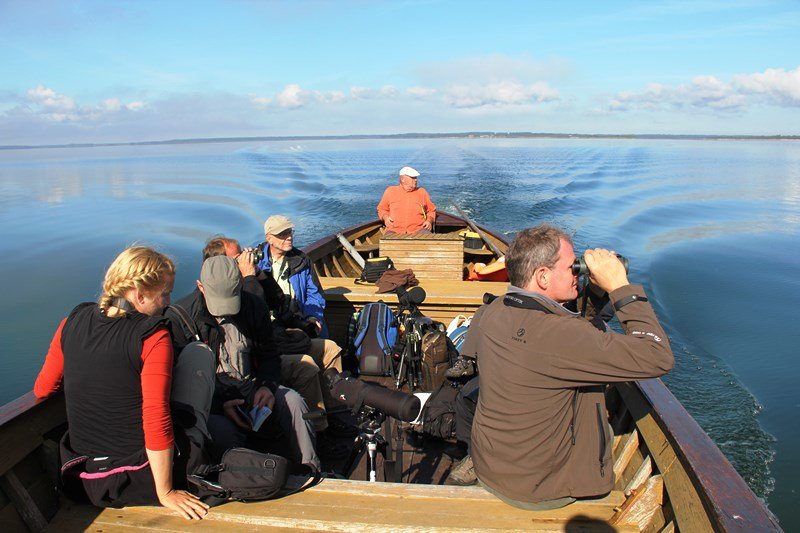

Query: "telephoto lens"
<box><xmin>323</xmin><ymin>369</ymin><xmax>421</xmax><ymax>422</ymax></box>
<box><xmin>572</xmin><ymin>253</ymin><xmax>629</xmax><ymax>275</ymax></box>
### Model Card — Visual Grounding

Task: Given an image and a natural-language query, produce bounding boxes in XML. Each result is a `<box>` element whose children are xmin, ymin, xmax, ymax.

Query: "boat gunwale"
<box><xmin>633</xmin><ymin>378</ymin><xmax>780</xmax><ymax>530</ymax></box>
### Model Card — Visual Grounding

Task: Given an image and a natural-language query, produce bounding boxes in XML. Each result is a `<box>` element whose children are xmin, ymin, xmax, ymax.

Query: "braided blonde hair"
<box><xmin>98</xmin><ymin>246</ymin><xmax>176</xmax><ymax>315</ymax></box>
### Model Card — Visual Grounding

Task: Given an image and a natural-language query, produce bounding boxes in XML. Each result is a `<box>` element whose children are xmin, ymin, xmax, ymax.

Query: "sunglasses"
<box><xmin>272</xmin><ymin>229</ymin><xmax>294</xmax><ymax>239</ymax></box>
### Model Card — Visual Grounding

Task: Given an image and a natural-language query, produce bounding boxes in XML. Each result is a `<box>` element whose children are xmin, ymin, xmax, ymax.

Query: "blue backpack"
<box><xmin>352</xmin><ymin>302</ymin><xmax>399</xmax><ymax>376</ymax></box>
<box><xmin>448</xmin><ymin>325</ymin><xmax>470</xmax><ymax>353</ymax></box>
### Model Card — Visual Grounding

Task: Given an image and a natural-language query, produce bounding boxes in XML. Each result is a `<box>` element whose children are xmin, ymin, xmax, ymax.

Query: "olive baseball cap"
<box><xmin>200</xmin><ymin>256</ymin><xmax>241</xmax><ymax>316</ymax></box>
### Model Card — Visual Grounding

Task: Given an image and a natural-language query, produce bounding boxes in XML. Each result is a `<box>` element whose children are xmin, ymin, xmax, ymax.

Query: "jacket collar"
<box><xmin>264</xmin><ymin>246</ymin><xmax>308</xmax><ymax>275</ymax></box>
<box><xmin>505</xmin><ymin>286</ymin><xmax>579</xmax><ymax>317</ymax></box>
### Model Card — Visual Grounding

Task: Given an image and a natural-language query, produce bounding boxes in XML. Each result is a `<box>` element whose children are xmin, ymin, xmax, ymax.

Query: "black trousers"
<box><xmin>455</xmin><ymin>376</ymin><xmax>479</xmax><ymax>453</ymax></box>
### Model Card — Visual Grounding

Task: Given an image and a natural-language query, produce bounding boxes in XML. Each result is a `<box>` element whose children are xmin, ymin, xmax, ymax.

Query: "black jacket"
<box><xmin>166</xmin><ymin>289</ymin><xmax>281</xmax><ymax>403</ymax></box>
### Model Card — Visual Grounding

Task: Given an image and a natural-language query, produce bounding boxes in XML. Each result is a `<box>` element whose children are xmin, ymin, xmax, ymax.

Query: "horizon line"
<box><xmin>2</xmin><ymin>131</ymin><xmax>799</xmax><ymax>150</ymax></box>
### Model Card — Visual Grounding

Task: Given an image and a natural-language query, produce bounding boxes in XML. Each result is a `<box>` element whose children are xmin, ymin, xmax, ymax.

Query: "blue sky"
<box><xmin>1</xmin><ymin>0</ymin><xmax>799</xmax><ymax>145</ymax></box>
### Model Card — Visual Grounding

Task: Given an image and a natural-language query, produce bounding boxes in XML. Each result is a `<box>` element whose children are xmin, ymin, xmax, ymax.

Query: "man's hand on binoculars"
<box><xmin>584</xmin><ymin>248</ymin><xmax>629</xmax><ymax>294</ymax></box>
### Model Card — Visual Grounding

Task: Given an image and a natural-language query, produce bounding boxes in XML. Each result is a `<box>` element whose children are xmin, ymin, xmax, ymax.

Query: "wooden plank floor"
<box><xmin>50</xmin><ymin>480</ymin><xmax>632</xmax><ymax>532</ymax></box>
<box><xmin>48</xmin><ymin>410</ymin><xmax>632</xmax><ymax>532</ymax></box>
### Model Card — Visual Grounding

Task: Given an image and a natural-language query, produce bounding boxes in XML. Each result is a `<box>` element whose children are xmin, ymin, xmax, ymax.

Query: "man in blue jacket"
<box><xmin>257</xmin><ymin>215</ymin><xmax>329</xmax><ymax>338</ymax></box>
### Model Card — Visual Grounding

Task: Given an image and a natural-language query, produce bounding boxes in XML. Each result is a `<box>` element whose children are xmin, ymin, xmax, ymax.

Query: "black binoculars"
<box><xmin>572</xmin><ymin>253</ymin><xmax>629</xmax><ymax>275</ymax></box>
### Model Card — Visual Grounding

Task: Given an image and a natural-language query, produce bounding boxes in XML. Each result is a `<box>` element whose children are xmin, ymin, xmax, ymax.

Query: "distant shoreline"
<box><xmin>2</xmin><ymin>131</ymin><xmax>798</xmax><ymax>150</ymax></box>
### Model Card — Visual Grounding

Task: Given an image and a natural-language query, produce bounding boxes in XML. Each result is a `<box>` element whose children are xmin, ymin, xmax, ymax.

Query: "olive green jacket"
<box><xmin>467</xmin><ymin>284</ymin><xmax>673</xmax><ymax>504</ymax></box>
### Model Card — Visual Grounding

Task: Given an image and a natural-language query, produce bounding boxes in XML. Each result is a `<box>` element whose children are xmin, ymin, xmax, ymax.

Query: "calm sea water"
<box><xmin>1</xmin><ymin>138</ymin><xmax>798</xmax><ymax>528</ymax></box>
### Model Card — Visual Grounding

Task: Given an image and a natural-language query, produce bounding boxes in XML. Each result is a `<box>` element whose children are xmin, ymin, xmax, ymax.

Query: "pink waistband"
<box><xmin>79</xmin><ymin>460</ymin><xmax>150</xmax><ymax>479</ymax></box>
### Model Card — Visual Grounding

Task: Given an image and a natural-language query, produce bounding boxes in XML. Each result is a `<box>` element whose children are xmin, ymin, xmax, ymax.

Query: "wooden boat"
<box><xmin>0</xmin><ymin>212</ymin><xmax>781</xmax><ymax>532</ymax></box>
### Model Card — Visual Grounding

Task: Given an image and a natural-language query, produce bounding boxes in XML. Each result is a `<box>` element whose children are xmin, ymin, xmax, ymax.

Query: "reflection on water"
<box><xmin>1</xmin><ymin>138</ymin><xmax>798</xmax><ymax>528</ymax></box>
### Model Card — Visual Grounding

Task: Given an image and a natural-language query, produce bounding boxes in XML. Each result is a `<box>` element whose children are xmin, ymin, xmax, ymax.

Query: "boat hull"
<box><xmin>0</xmin><ymin>213</ymin><xmax>780</xmax><ymax>531</ymax></box>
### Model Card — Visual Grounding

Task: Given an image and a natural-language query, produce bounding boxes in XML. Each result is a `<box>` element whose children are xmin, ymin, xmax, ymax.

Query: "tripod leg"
<box><xmin>395</xmin><ymin>353</ymin><xmax>404</xmax><ymax>388</ymax></box>
<box><xmin>367</xmin><ymin>440</ymin><xmax>378</xmax><ymax>482</ymax></box>
<box><xmin>340</xmin><ymin>434</ymin><xmax>365</xmax><ymax>479</ymax></box>
<box><xmin>382</xmin><ymin>418</ymin><xmax>404</xmax><ymax>483</ymax></box>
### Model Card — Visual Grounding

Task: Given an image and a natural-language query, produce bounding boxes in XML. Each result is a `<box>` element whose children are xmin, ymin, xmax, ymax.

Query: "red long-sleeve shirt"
<box><xmin>34</xmin><ymin>318</ymin><xmax>175</xmax><ymax>451</ymax></box>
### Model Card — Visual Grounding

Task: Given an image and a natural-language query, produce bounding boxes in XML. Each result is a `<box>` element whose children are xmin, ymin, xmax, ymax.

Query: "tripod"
<box><xmin>395</xmin><ymin>312</ymin><xmax>431</xmax><ymax>392</ymax></box>
<box><xmin>339</xmin><ymin>407</ymin><xmax>403</xmax><ymax>482</ymax></box>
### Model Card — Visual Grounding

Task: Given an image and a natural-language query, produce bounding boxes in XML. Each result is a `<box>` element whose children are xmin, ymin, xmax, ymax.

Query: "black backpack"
<box><xmin>188</xmin><ymin>448</ymin><xmax>320</xmax><ymax>506</ymax></box>
<box><xmin>420</xmin><ymin>382</ymin><xmax>460</xmax><ymax>440</ymax></box>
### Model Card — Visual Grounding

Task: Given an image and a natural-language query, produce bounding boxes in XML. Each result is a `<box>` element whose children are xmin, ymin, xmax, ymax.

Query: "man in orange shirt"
<box><xmin>377</xmin><ymin>166</ymin><xmax>437</xmax><ymax>234</ymax></box>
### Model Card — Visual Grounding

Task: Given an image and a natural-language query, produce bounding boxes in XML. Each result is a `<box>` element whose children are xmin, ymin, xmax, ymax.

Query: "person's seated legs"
<box><xmin>271</xmin><ymin>385</ymin><xmax>321</xmax><ymax>469</ymax></box>
<box><xmin>170</xmin><ymin>342</ymin><xmax>217</xmax><ymax>475</ymax></box>
<box><xmin>306</xmin><ymin>338</ymin><xmax>356</xmax><ymax>436</ymax></box>
<box><xmin>279</xmin><ymin>354</ymin><xmax>349</xmax><ymax>459</ymax></box>
<box><xmin>445</xmin><ymin>376</ymin><xmax>479</xmax><ymax>486</ymax></box>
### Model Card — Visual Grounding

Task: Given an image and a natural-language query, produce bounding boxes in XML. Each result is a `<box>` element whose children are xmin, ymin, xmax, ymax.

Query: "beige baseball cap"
<box><xmin>263</xmin><ymin>214</ymin><xmax>295</xmax><ymax>235</ymax></box>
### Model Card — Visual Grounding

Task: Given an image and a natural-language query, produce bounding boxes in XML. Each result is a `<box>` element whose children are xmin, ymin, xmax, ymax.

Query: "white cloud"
<box><xmin>269</xmin><ymin>84</ymin><xmax>349</xmax><ymax>108</ymax></box>
<box><xmin>102</xmin><ymin>98</ymin><xmax>121</xmax><ymax>112</ymax></box>
<box><xmin>378</xmin><ymin>85</ymin><xmax>398</xmax><ymax>97</ymax></box>
<box><xmin>252</xmin><ymin>80</ymin><xmax>558</xmax><ymax>111</ymax></box>
<box><xmin>249</xmin><ymin>94</ymin><xmax>272</xmax><ymax>107</ymax></box>
<box><xmin>27</xmin><ymin>84</ymin><xmax>76</xmax><ymax>111</ymax></box>
<box><xmin>348</xmin><ymin>85</ymin><xmax>399</xmax><ymax>100</ymax></box>
<box><xmin>733</xmin><ymin>66</ymin><xmax>800</xmax><ymax>106</ymax></box>
<box><xmin>349</xmin><ymin>86</ymin><xmax>371</xmax><ymax>99</ymax></box>
<box><xmin>442</xmin><ymin>81</ymin><xmax>560</xmax><ymax>108</ymax></box>
<box><xmin>17</xmin><ymin>84</ymin><xmax>145</xmax><ymax>123</ymax></box>
<box><xmin>276</xmin><ymin>84</ymin><xmax>305</xmax><ymax>108</ymax></box>
<box><xmin>407</xmin><ymin>86</ymin><xmax>437</xmax><ymax>99</ymax></box>
<box><xmin>415</xmin><ymin>54</ymin><xmax>572</xmax><ymax>85</ymax></box>
<box><xmin>608</xmin><ymin>76</ymin><xmax>745</xmax><ymax>112</ymax></box>
<box><xmin>317</xmin><ymin>90</ymin><xmax>346</xmax><ymax>104</ymax></box>
<box><xmin>607</xmin><ymin>66</ymin><xmax>800</xmax><ymax>114</ymax></box>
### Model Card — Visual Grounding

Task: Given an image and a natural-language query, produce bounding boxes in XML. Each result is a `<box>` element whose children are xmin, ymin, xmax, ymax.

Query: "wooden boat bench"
<box><xmin>48</xmin><ymin>478</ymin><xmax>634</xmax><ymax>532</ymax></box>
<box><xmin>379</xmin><ymin>233</ymin><xmax>465</xmax><ymax>281</ymax></box>
<box><xmin>319</xmin><ymin>276</ymin><xmax>507</xmax><ymax>347</ymax></box>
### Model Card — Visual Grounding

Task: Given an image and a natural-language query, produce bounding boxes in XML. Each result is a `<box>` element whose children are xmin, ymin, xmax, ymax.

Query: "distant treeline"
<box><xmin>2</xmin><ymin>132</ymin><xmax>799</xmax><ymax>150</ymax></box>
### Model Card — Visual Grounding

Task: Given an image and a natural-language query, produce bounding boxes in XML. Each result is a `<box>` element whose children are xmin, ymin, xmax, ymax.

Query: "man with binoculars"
<box><xmin>466</xmin><ymin>224</ymin><xmax>674</xmax><ymax>510</ymax></box>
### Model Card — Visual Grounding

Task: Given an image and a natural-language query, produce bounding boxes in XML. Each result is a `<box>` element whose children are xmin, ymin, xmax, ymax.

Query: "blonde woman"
<box><xmin>34</xmin><ymin>246</ymin><xmax>213</xmax><ymax>520</ymax></box>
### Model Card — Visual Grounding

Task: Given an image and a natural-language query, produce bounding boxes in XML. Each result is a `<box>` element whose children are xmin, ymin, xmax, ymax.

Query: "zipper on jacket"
<box><xmin>596</xmin><ymin>403</ymin><xmax>607</xmax><ymax>477</ymax></box>
<box><xmin>569</xmin><ymin>389</ymin><xmax>578</xmax><ymax>445</ymax></box>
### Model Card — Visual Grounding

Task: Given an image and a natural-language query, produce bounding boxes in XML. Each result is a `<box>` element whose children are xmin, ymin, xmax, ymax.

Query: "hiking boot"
<box><xmin>445</xmin><ymin>356</ymin><xmax>475</xmax><ymax>379</ymax></box>
<box><xmin>445</xmin><ymin>455</ymin><xmax>477</xmax><ymax>486</ymax></box>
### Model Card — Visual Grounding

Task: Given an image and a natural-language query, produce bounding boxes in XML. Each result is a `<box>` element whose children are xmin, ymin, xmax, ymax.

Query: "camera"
<box><xmin>324</xmin><ymin>369</ymin><xmax>421</xmax><ymax>422</ymax></box>
<box><xmin>572</xmin><ymin>253</ymin><xmax>629</xmax><ymax>275</ymax></box>
<box><xmin>251</xmin><ymin>247</ymin><xmax>264</xmax><ymax>263</ymax></box>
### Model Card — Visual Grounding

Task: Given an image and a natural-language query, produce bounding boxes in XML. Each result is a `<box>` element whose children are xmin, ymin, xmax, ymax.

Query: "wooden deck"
<box><xmin>319</xmin><ymin>277</ymin><xmax>508</xmax><ymax>307</ymax></box>
<box><xmin>49</xmin><ymin>478</ymin><xmax>634</xmax><ymax>532</ymax></box>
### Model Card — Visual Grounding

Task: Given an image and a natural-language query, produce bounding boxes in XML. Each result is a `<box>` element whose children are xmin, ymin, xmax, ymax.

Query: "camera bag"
<box><xmin>360</xmin><ymin>256</ymin><xmax>395</xmax><ymax>283</ymax></box>
<box><xmin>419</xmin><ymin>382</ymin><xmax>460</xmax><ymax>440</ymax></box>
<box><xmin>188</xmin><ymin>448</ymin><xmax>320</xmax><ymax>506</ymax></box>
